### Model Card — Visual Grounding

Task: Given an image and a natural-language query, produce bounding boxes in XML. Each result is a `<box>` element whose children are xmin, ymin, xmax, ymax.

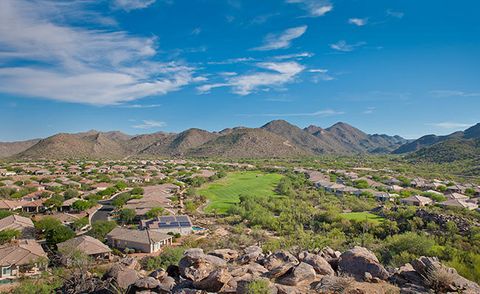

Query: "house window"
<box><xmin>2</xmin><ymin>267</ymin><xmax>11</xmax><ymax>276</ymax></box>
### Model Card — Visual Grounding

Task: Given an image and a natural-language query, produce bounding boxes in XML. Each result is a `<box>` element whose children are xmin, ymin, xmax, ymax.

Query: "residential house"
<box><xmin>0</xmin><ymin>215</ymin><xmax>35</xmax><ymax>238</ymax></box>
<box><xmin>445</xmin><ymin>192</ymin><xmax>469</xmax><ymax>201</ymax></box>
<box><xmin>140</xmin><ymin>215</ymin><xmax>193</xmax><ymax>235</ymax></box>
<box><xmin>106</xmin><ymin>227</ymin><xmax>173</xmax><ymax>253</ymax></box>
<box><xmin>57</xmin><ymin>236</ymin><xmax>112</xmax><ymax>264</ymax></box>
<box><xmin>0</xmin><ymin>200</ymin><xmax>23</xmax><ymax>211</ymax></box>
<box><xmin>439</xmin><ymin>199</ymin><xmax>478</xmax><ymax>210</ymax></box>
<box><xmin>0</xmin><ymin>240</ymin><xmax>48</xmax><ymax>280</ymax></box>
<box><xmin>401</xmin><ymin>195</ymin><xmax>433</xmax><ymax>207</ymax></box>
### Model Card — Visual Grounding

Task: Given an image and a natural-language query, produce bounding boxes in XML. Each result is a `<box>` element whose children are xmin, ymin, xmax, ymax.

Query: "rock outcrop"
<box><xmin>85</xmin><ymin>246</ymin><xmax>480</xmax><ymax>294</ymax></box>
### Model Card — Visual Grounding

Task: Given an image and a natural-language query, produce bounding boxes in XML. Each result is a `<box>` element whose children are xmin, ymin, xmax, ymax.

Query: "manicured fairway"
<box><xmin>198</xmin><ymin>171</ymin><xmax>283</xmax><ymax>214</ymax></box>
<box><xmin>340</xmin><ymin>212</ymin><xmax>384</xmax><ymax>225</ymax></box>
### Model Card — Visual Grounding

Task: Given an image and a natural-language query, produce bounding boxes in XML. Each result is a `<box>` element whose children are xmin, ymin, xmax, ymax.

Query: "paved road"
<box><xmin>90</xmin><ymin>189</ymin><xmax>130</xmax><ymax>223</ymax></box>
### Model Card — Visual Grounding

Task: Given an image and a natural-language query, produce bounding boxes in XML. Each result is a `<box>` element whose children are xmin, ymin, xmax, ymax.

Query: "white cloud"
<box><xmin>286</xmin><ymin>0</ymin><xmax>333</xmax><ymax>17</ymax></box>
<box><xmin>426</xmin><ymin>122</ymin><xmax>472</xmax><ymax>129</ymax></box>
<box><xmin>429</xmin><ymin>90</ymin><xmax>480</xmax><ymax>98</ymax></box>
<box><xmin>273</xmin><ymin>52</ymin><xmax>314</xmax><ymax>60</ymax></box>
<box><xmin>207</xmin><ymin>57</ymin><xmax>255</xmax><ymax>65</ymax></box>
<box><xmin>197</xmin><ymin>62</ymin><xmax>305</xmax><ymax>95</ymax></box>
<box><xmin>0</xmin><ymin>0</ymin><xmax>196</xmax><ymax>105</ymax></box>
<box><xmin>386</xmin><ymin>9</ymin><xmax>404</xmax><ymax>19</ymax></box>
<box><xmin>132</xmin><ymin>120</ymin><xmax>166</xmax><ymax>129</ymax></box>
<box><xmin>308</xmin><ymin>68</ymin><xmax>334</xmax><ymax>82</ymax></box>
<box><xmin>191</xmin><ymin>27</ymin><xmax>202</xmax><ymax>35</ymax></box>
<box><xmin>363</xmin><ymin>107</ymin><xmax>376</xmax><ymax>114</ymax></box>
<box><xmin>120</xmin><ymin>104</ymin><xmax>162</xmax><ymax>108</ymax></box>
<box><xmin>113</xmin><ymin>0</ymin><xmax>156</xmax><ymax>11</ymax></box>
<box><xmin>253</xmin><ymin>26</ymin><xmax>308</xmax><ymax>51</ymax></box>
<box><xmin>330</xmin><ymin>40</ymin><xmax>366</xmax><ymax>52</ymax></box>
<box><xmin>240</xmin><ymin>109</ymin><xmax>344</xmax><ymax>117</ymax></box>
<box><xmin>348</xmin><ymin>18</ymin><xmax>368</xmax><ymax>26</ymax></box>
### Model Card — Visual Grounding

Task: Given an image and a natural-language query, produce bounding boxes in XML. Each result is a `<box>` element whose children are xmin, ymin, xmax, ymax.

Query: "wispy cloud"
<box><xmin>119</xmin><ymin>104</ymin><xmax>162</xmax><ymax>109</ymax></box>
<box><xmin>113</xmin><ymin>0</ymin><xmax>156</xmax><ymax>11</ymax></box>
<box><xmin>198</xmin><ymin>62</ymin><xmax>305</xmax><ymax>95</ymax></box>
<box><xmin>363</xmin><ymin>107</ymin><xmax>376</xmax><ymax>114</ymax></box>
<box><xmin>207</xmin><ymin>57</ymin><xmax>256</xmax><ymax>65</ymax></box>
<box><xmin>0</xmin><ymin>0</ymin><xmax>197</xmax><ymax>105</ymax></box>
<box><xmin>191</xmin><ymin>27</ymin><xmax>202</xmax><ymax>36</ymax></box>
<box><xmin>308</xmin><ymin>69</ymin><xmax>334</xmax><ymax>82</ymax></box>
<box><xmin>426</xmin><ymin>122</ymin><xmax>472</xmax><ymax>129</ymax></box>
<box><xmin>273</xmin><ymin>52</ymin><xmax>314</xmax><ymax>60</ymax></box>
<box><xmin>286</xmin><ymin>0</ymin><xmax>333</xmax><ymax>17</ymax></box>
<box><xmin>132</xmin><ymin>120</ymin><xmax>166</xmax><ymax>129</ymax></box>
<box><xmin>253</xmin><ymin>26</ymin><xmax>308</xmax><ymax>51</ymax></box>
<box><xmin>429</xmin><ymin>90</ymin><xmax>480</xmax><ymax>98</ymax></box>
<box><xmin>239</xmin><ymin>109</ymin><xmax>344</xmax><ymax>117</ymax></box>
<box><xmin>386</xmin><ymin>9</ymin><xmax>404</xmax><ymax>19</ymax></box>
<box><xmin>348</xmin><ymin>18</ymin><xmax>368</xmax><ymax>26</ymax></box>
<box><xmin>330</xmin><ymin>40</ymin><xmax>366</xmax><ymax>52</ymax></box>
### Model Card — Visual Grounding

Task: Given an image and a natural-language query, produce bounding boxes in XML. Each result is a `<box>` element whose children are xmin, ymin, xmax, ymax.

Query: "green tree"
<box><xmin>0</xmin><ymin>229</ymin><xmax>20</xmax><ymax>244</ymax></box>
<box><xmin>115</xmin><ymin>181</ymin><xmax>128</xmax><ymax>191</ymax></box>
<box><xmin>46</xmin><ymin>225</ymin><xmax>75</xmax><ymax>246</ymax></box>
<box><xmin>89</xmin><ymin>221</ymin><xmax>117</xmax><ymax>241</ymax></box>
<box><xmin>119</xmin><ymin>209</ymin><xmax>136</xmax><ymax>224</ymax></box>
<box><xmin>64</xmin><ymin>189</ymin><xmax>79</xmax><ymax>199</ymax></box>
<box><xmin>146</xmin><ymin>207</ymin><xmax>166</xmax><ymax>219</ymax></box>
<box><xmin>72</xmin><ymin>200</ymin><xmax>91</xmax><ymax>212</ymax></box>
<box><xmin>44</xmin><ymin>194</ymin><xmax>64</xmax><ymax>210</ymax></box>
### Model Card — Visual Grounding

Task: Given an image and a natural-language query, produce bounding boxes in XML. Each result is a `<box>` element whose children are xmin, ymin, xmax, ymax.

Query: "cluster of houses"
<box><xmin>298</xmin><ymin>168</ymin><xmax>480</xmax><ymax>211</ymax></box>
<box><xmin>0</xmin><ymin>159</ymin><xmax>217</xmax><ymax>281</ymax></box>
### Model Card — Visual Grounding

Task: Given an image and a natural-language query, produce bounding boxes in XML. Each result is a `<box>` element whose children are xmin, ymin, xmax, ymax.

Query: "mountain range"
<box><xmin>0</xmin><ymin>120</ymin><xmax>478</xmax><ymax>161</ymax></box>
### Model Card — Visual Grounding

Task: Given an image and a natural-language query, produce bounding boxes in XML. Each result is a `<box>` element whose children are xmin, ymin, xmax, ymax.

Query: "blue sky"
<box><xmin>0</xmin><ymin>0</ymin><xmax>479</xmax><ymax>141</ymax></box>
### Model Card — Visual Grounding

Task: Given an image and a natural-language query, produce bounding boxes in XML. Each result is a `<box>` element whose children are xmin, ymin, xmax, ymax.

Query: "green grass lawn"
<box><xmin>198</xmin><ymin>171</ymin><xmax>283</xmax><ymax>214</ymax></box>
<box><xmin>340</xmin><ymin>212</ymin><xmax>384</xmax><ymax>225</ymax></box>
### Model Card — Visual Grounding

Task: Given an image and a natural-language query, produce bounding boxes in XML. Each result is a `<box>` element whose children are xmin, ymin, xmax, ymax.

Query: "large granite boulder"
<box><xmin>178</xmin><ymin>248</ymin><xmax>227</xmax><ymax>282</ymax></box>
<box><xmin>104</xmin><ymin>262</ymin><xmax>141</xmax><ymax>290</ymax></box>
<box><xmin>209</xmin><ymin>249</ymin><xmax>239</xmax><ymax>261</ymax></box>
<box><xmin>263</xmin><ymin>250</ymin><xmax>299</xmax><ymax>271</ymax></box>
<box><xmin>338</xmin><ymin>246</ymin><xmax>389</xmax><ymax>280</ymax></box>
<box><xmin>411</xmin><ymin>256</ymin><xmax>480</xmax><ymax>293</ymax></box>
<box><xmin>192</xmin><ymin>268</ymin><xmax>232</xmax><ymax>292</ymax></box>
<box><xmin>238</xmin><ymin>246</ymin><xmax>263</xmax><ymax>264</ymax></box>
<box><xmin>277</xmin><ymin>262</ymin><xmax>316</xmax><ymax>286</ymax></box>
<box><xmin>300</xmin><ymin>252</ymin><xmax>335</xmax><ymax>276</ymax></box>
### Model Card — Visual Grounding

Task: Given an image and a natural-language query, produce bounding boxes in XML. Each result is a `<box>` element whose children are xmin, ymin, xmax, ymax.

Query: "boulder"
<box><xmin>178</xmin><ymin>248</ymin><xmax>227</xmax><ymax>282</ymax></box>
<box><xmin>315</xmin><ymin>275</ymin><xmax>355</xmax><ymax>293</ymax></box>
<box><xmin>149</xmin><ymin>268</ymin><xmax>167</xmax><ymax>280</ymax></box>
<box><xmin>277</xmin><ymin>262</ymin><xmax>316</xmax><ymax>286</ymax></box>
<box><xmin>158</xmin><ymin>276</ymin><xmax>176</xmax><ymax>292</ymax></box>
<box><xmin>301</xmin><ymin>252</ymin><xmax>334</xmax><ymax>276</ymax></box>
<box><xmin>192</xmin><ymin>268</ymin><xmax>232</xmax><ymax>292</ymax></box>
<box><xmin>338</xmin><ymin>246</ymin><xmax>389</xmax><ymax>280</ymax></box>
<box><xmin>104</xmin><ymin>263</ymin><xmax>141</xmax><ymax>290</ymax></box>
<box><xmin>209</xmin><ymin>249</ymin><xmax>239</xmax><ymax>261</ymax></box>
<box><xmin>275</xmin><ymin>284</ymin><xmax>304</xmax><ymax>294</ymax></box>
<box><xmin>238</xmin><ymin>245</ymin><xmax>263</xmax><ymax>264</ymax></box>
<box><xmin>267</xmin><ymin>262</ymin><xmax>296</xmax><ymax>279</ymax></box>
<box><xmin>134</xmin><ymin>277</ymin><xmax>160</xmax><ymax>289</ymax></box>
<box><xmin>121</xmin><ymin>257</ymin><xmax>140</xmax><ymax>270</ymax></box>
<box><xmin>411</xmin><ymin>256</ymin><xmax>480</xmax><ymax>293</ymax></box>
<box><xmin>263</xmin><ymin>250</ymin><xmax>299</xmax><ymax>271</ymax></box>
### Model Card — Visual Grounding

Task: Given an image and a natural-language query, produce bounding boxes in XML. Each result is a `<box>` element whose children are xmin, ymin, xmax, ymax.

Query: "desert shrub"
<box><xmin>141</xmin><ymin>247</ymin><xmax>185</xmax><ymax>271</ymax></box>
<box><xmin>246</xmin><ymin>279</ymin><xmax>270</xmax><ymax>294</ymax></box>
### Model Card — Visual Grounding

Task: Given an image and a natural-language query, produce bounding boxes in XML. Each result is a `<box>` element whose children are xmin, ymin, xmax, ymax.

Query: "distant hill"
<box><xmin>1</xmin><ymin>120</ymin><xmax>412</xmax><ymax>159</ymax></box>
<box><xmin>393</xmin><ymin>123</ymin><xmax>480</xmax><ymax>154</ymax></box>
<box><xmin>407</xmin><ymin>138</ymin><xmax>480</xmax><ymax>163</ymax></box>
<box><xmin>398</xmin><ymin>123</ymin><xmax>480</xmax><ymax>164</ymax></box>
<box><xmin>0</xmin><ymin>139</ymin><xmax>40</xmax><ymax>158</ymax></box>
